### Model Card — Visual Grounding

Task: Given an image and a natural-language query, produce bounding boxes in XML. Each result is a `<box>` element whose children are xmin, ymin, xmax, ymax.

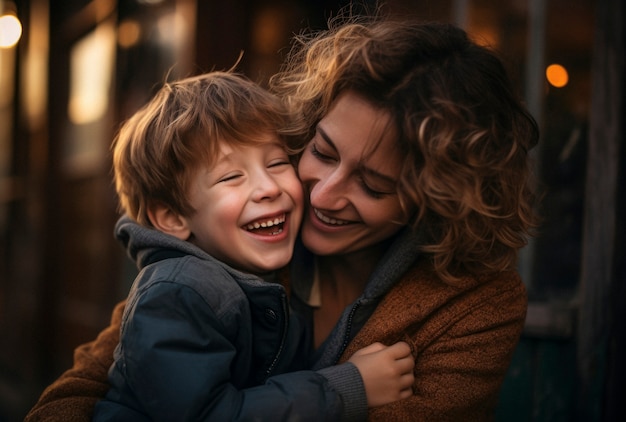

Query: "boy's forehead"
<box><xmin>216</xmin><ymin>132</ymin><xmax>285</xmax><ymax>149</ymax></box>
<box><xmin>206</xmin><ymin>136</ymin><xmax>283</xmax><ymax>160</ymax></box>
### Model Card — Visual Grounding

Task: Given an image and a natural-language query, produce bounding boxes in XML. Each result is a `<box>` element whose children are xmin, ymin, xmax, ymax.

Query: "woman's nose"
<box><xmin>309</xmin><ymin>168</ymin><xmax>349</xmax><ymax>210</ymax></box>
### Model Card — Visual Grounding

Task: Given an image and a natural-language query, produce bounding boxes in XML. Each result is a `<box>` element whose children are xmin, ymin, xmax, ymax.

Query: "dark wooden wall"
<box><xmin>579</xmin><ymin>0</ymin><xmax>625</xmax><ymax>419</ymax></box>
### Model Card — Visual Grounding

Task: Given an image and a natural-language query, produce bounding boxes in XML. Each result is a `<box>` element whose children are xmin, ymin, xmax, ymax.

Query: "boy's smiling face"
<box><xmin>182</xmin><ymin>134</ymin><xmax>303</xmax><ymax>274</ymax></box>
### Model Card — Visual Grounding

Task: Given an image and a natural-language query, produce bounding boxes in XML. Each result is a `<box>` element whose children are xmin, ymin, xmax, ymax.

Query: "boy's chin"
<box><xmin>236</xmin><ymin>251</ymin><xmax>292</xmax><ymax>276</ymax></box>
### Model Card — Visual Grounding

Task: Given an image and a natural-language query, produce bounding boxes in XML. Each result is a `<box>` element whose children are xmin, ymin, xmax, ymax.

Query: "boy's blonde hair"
<box><xmin>271</xmin><ymin>19</ymin><xmax>540</xmax><ymax>283</ymax></box>
<box><xmin>113</xmin><ymin>71</ymin><xmax>295</xmax><ymax>226</ymax></box>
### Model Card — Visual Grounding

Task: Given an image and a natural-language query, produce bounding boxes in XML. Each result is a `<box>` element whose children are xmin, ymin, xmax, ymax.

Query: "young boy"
<box><xmin>92</xmin><ymin>72</ymin><xmax>414</xmax><ymax>421</ymax></box>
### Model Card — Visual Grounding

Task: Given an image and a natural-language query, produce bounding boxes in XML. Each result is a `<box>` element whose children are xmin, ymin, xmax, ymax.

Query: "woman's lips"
<box><xmin>313</xmin><ymin>208</ymin><xmax>351</xmax><ymax>225</ymax></box>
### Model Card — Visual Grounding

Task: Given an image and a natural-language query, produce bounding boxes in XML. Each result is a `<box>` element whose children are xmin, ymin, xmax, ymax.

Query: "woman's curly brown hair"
<box><xmin>270</xmin><ymin>17</ymin><xmax>540</xmax><ymax>284</ymax></box>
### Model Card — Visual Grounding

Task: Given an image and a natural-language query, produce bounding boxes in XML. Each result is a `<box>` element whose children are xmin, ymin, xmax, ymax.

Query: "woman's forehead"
<box><xmin>320</xmin><ymin>91</ymin><xmax>401</xmax><ymax>169</ymax></box>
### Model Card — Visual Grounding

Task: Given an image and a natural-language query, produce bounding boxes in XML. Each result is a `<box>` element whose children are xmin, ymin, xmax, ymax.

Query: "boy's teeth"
<box><xmin>245</xmin><ymin>215</ymin><xmax>285</xmax><ymax>231</ymax></box>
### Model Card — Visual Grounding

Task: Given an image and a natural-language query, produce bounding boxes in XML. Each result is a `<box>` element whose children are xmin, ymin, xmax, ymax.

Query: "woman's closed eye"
<box><xmin>310</xmin><ymin>143</ymin><xmax>336</xmax><ymax>162</ymax></box>
<box><xmin>358</xmin><ymin>171</ymin><xmax>398</xmax><ymax>199</ymax></box>
<box><xmin>358</xmin><ymin>177</ymin><xmax>387</xmax><ymax>199</ymax></box>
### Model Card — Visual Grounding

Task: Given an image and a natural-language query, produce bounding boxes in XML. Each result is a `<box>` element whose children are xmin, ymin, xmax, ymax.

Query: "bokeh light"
<box><xmin>546</xmin><ymin>63</ymin><xmax>569</xmax><ymax>88</ymax></box>
<box><xmin>118</xmin><ymin>19</ymin><xmax>141</xmax><ymax>48</ymax></box>
<box><xmin>0</xmin><ymin>14</ymin><xmax>22</xmax><ymax>48</ymax></box>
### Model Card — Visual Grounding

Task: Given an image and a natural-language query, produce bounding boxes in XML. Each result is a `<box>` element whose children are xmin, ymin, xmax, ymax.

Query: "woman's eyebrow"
<box><xmin>318</xmin><ymin>124</ymin><xmax>397</xmax><ymax>185</ymax></box>
<box><xmin>316</xmin><ymin>125</ymin><xmax>338</xmax><ymax>152</ymax></box>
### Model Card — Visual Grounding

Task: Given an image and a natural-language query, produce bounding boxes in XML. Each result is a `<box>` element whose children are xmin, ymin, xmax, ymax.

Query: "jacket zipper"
<box><xmin>335</xmin><ymin>301</ymin><xmax>361</xmax><ymax>365</ymax></box>
<box><xmin>266</xmin><ymin>292</ymin><xmax>289</xmax><ymax>377</ymax></box>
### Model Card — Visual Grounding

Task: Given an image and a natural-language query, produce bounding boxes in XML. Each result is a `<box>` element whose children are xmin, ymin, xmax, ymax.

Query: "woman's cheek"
<box><xmin>296</xmin><ymin>150</ymin><xmax>315</xmax><ymax>183</ymax></box>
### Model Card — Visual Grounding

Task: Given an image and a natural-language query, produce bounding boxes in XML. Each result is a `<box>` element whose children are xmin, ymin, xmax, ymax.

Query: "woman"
<box><xmin>26</xmin><ymin>18</ymin><xmax>538</xmax><ymax>421</ymax></box>
<box><xmin>271</xmin><ymin>18</ymin><xmax>538</xmax><ymax>421</ymax></box>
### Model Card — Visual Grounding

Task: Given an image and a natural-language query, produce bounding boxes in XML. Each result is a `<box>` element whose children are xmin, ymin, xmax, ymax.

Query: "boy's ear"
<box><xmin>147</xmin><ymin>205</ymin><xmax>191</xmax><ymax>241</ymax></box>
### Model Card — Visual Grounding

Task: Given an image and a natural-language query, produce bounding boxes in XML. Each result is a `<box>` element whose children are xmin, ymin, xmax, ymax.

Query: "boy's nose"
<box><xmin>252</xmin><ymin>171</ymin><xmax>282</xmax><ymax>201</ymax></box>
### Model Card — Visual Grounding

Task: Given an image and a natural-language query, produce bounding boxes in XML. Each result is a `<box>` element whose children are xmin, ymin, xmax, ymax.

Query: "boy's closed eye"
<box><xmin>217</xmin><ymin>172</ymin><xmax>243</xmax><ymax>183</ymax></box>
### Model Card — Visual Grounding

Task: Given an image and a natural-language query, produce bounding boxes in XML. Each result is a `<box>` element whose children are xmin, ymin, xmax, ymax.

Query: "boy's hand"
<box><xmin>348</xmin><ymin>341</ymin><xmax>415</xmax><ymax>407</ymax></box>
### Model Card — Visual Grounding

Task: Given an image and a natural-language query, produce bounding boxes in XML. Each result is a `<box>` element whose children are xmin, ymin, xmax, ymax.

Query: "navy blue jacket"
<box><xmin>92</xmin><ymin>216</ymin><xmax>366</xmax><ymax>421</ymax></box>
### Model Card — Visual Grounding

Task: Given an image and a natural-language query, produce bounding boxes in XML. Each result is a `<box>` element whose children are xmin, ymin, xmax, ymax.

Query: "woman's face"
<box><xmin>298</xmin><ymin>91</ymin><xmax>410</xmax><ymax>258</ymax></box>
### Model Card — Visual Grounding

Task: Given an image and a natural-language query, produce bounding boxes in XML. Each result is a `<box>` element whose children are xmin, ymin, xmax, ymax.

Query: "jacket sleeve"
<box><xmin>341</xmin><ymin>274</ymin><xmax>527</xmax><ymax>422</ymax></box>
<box><xmin>24</xmin><ymin>300</ymin><xmax>126</xmax><ymax>422</ymax></box>
<box><xmin>94</xmin><ymin>282</ymin><xmax>347</xmax><ymax>422</ymax></box>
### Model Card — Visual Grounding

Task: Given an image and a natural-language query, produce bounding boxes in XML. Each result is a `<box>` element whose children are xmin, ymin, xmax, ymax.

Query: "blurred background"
<box><xmin>0</xmin><ymin>0</ymin><xmax>623</xmax><ymax>420</ymax></box>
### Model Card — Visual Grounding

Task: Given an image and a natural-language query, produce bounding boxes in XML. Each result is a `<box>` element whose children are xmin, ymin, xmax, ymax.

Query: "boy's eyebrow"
<box><xmin>316</xmin><ymin>124</ymin><xmax>398</xmax><ymax>185</ymax></box>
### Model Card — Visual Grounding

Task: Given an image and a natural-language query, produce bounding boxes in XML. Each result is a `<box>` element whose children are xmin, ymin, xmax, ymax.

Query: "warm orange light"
<box><xmin>118</xmin><ymin>19</ymin><xmax>141</xmax><ymax>48</ymax></box>
<box><xmin>546</xmin><ymin>64</ymin><xmax>569</xmax><ymax>88</ymax></box>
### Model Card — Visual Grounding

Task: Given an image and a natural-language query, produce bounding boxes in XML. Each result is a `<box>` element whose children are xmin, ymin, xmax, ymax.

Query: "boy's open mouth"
<box><xmin>243</xmin><ymin>214</ymin><xmax>285</xmax><ymax>235</ymax></box>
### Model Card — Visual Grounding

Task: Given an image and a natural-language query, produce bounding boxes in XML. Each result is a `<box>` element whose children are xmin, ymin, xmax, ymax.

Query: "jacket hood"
<box><xmin>115</xmin><ymin>215</ymin><xmax>210</xmax><ymax>270</ymax></box>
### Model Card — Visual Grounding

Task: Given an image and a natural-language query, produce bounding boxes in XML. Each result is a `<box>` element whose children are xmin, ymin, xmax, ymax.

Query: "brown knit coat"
<box><xmin>25</xmin><ymin>260</ymin><xmax>526</xmax><ymax>422</ymax></box>
<box><xmin>343</xmin><ymin>261</ymin><xmax>527</xmax><ymax>421</ymax></box>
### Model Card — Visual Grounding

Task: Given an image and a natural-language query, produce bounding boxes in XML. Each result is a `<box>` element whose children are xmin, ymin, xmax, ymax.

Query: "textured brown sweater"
<box><xmin>25</xmin><ymin>261</ymin><xmax>526</xmax><ymax>421</ymax></box>
<box><xmin>342</xmin><ymin>262</ymin><xmax>527</xmax><ymax>421</ymax></box>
